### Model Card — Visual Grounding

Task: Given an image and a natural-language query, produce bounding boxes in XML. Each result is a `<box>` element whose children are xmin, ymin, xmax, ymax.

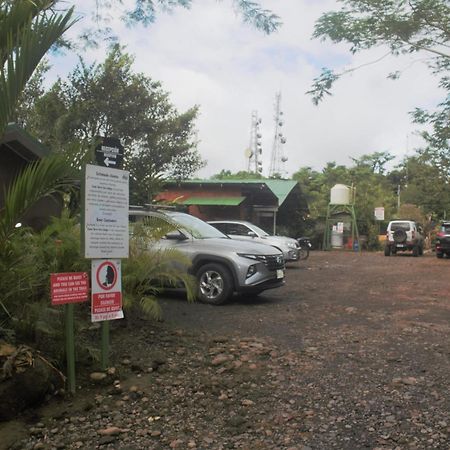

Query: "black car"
<box><xmin>435</xmin><ymin>221</ymin><xmax>450</xmax><ymax>258</ymax></box>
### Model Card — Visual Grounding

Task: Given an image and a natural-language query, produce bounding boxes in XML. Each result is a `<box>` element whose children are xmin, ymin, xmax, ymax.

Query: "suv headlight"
<box><xmin>237</xmin><ymin>253</ymin><xmax>266</xmax><ymax>262</ymax></box>
<box><xmin>287</xmin><ymin>242</ymin><xmax>297</xmax><ymax>249</ymax></box>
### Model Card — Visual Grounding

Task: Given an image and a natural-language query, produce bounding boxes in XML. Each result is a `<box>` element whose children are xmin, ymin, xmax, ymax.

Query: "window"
<box><xmin>227</xmin><ymin>223</ymin><xmax>252</xmax><ymax>236</ymax></box>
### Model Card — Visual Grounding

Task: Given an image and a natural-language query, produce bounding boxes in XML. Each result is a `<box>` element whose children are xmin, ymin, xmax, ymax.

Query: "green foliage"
<box><xmin>292</xmin><ymin>153</ymin><xmax>398</xmax><ymax>248</ymax></box>
<box><xmin>17</xmin><ymin>45</ymin><xmax>204</xmax><ymax>204</ymax></box>
<box><xmin>0</xmin><ymin>0</ymin><xmax>75</xmax><ymax>135</ymax></box>
<box><xmin>123</xmin><ymin>217</ymin><xmax>196</xmax><ymax>320</ymax></box>
<box><xmin>309</xmin><ymin>0</ymin><xmax>449</xmax><ymax>152</ymax></box>
<box><xmin>210</xmin><ymin>169</ymin><xmax>263</xmax><ymax>180</ymax></box>
<box><xmin>88</xmin><ymin>0</ymin><xmax>280</xmax><ymax>38</ymax></box>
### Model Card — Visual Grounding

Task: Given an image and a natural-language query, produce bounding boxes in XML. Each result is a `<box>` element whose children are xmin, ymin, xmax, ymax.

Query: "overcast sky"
<box><xmin>47</xmin><ymin>0</ymin><xmax>443</xmax><ymax>178</ymax></box>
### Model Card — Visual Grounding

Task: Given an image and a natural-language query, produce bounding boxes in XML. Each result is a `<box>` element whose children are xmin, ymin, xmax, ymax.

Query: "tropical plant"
<box><xmin>0</xmin><ymin>0</ymin><xmax>75</xmax><ymax>135</ymax></box>
<box><xmin>123</xmin><ymin>216</ymin><xmax>196</xmax><ymax>320</ymax></box>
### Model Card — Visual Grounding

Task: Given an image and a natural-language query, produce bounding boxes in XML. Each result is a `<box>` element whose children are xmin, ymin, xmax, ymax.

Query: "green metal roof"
<box><xmin>182</xmin><ymin>196</ymin><xmax>245</xmax><ymax>206</ymax></box>
<box><xmin>176</xmin><ymin>179</ymin><xmax>298</xmax><ymax>206</ymax></box>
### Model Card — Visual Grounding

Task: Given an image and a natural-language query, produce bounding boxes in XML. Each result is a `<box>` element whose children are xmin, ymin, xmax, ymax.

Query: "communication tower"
<box><xmin>269</xmin><ymin>92</ymin><xmax>287</xmax><ymax>177</ymax></box>
<box><xmin>245</xmin><ymin>111</ymin><xmax>263</xmax><ymax>174</ymax></box>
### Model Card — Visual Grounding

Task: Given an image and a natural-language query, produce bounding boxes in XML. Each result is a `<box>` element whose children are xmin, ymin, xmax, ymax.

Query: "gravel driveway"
<box><xmin>2</xmin><ymin>251</ymin><xmax>450</xmax><ymax>449</ymax></box>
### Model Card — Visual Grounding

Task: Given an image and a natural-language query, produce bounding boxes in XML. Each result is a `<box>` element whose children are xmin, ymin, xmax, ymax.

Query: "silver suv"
<box><xmin>208</xmin><ymin>220</ymin><xmax>300</xmax><ymax>262</ymax></box>
<box><xmin>385</xmin><ymin>220</ymin><xmax>424</xmax><ymax>257</ymax></box>
<box><xmin>129</xmin><ymin>209</ymin><xmax>285</xmax><ymax>305</ymax></box>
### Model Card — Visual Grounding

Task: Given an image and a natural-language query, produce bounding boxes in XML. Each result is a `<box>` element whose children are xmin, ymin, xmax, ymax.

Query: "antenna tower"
<box><xmin>245</xmin><ymin>110</ymin><xmax>263</xmax><ymax>174</ymax></box>
<box><xmin>269</xmin><ymin>92</ymin><xmax>287</xmax><ymax>177</ymax></box>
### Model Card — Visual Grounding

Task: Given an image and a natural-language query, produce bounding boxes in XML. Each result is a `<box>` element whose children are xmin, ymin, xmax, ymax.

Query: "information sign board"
<box><xmin>374</xmin><ymin>207</ymin><xmax>385</xmax><ymax>221</ymax></box>
<box><xmin>83</xmin><ymin>164</ymin><xmax>129</xmax><ymax>259</ymax></box>
<box><xmin>91</xmin><ymin>259</ymin><xmax>123</xmax><ymax>322</ymax></box>
<box><xmin>50</xmin><ymin>272</ymin><xmax>89</xmax><ymax>305</ymax></box>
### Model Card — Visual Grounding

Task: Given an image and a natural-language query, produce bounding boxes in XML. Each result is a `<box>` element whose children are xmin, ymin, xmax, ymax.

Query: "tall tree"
<box><xmin>19</xmin><ymin>46</ymin><xmax>204</xmax><ymax>204</ymax></box>
<box><xmin>308</xmin><ymin>0</ymin><xmax>449</xmax><ymax>152</ymax></box>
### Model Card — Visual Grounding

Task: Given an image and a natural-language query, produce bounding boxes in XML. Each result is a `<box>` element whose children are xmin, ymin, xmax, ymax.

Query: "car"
<box><xmin>129</xmin><ymin>208</ymin><xmax>285</xmax><ymax>305</ymax></box>
<box><xmin>208</xmin><ymin>220</ymin><xmax>300</xmax><ymax>262</ymax></box>
<box><xmin>435</xmin><ymin>221</ymin><xmax>450</xmax><ymax>258</ymax></box>
<box><xmin>384</xmin><ymin>220</ymin><xmax>424</xmax><ymax>257</ymax></box>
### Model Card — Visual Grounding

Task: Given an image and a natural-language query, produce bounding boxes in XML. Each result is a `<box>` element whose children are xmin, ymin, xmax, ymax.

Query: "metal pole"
<box><xmin>101</xmin><ymin>321</ymin><xmax>110</xmax><ymax>370</ymax></box>
<box><xmin>65</xmin><ymin>304</ymin><xmax>76</xmax><ymax>395</ymax></box>
<box><xmin>397</xmin><ymin>185</ymin><xmax>401</xmax><ymax>214</ymax></box>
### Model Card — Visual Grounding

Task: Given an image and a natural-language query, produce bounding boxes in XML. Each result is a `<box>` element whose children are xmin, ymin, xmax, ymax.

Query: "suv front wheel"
<box><xmin>196</xmin><ymin>263</ymin><xmax>233</xmax><ymax>305</ymax></box>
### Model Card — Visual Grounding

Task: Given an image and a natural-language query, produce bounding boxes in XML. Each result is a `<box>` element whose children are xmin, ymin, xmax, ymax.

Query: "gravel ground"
<box><xmin>1</xmin><ymin>250</ymin><xmax>450</xmax><ymax>450</ymax></box>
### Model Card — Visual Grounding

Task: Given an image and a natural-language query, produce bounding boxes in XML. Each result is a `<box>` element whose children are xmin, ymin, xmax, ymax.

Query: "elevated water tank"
<box><xmin>330</xmin><ymin>184</ymin><xmax>350</xmax><ymax>205</ymax></box>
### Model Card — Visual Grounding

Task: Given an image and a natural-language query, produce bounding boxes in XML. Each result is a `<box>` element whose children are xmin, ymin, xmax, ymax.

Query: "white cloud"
<box><xmin>47</xmin><ymin>0</ymin><xmax>443</xmax><ymax>178</ymax></box>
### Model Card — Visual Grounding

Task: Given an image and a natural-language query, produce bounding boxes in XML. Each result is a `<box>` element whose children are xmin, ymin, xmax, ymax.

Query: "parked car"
<box><xmin>384</xmin><ymin>220</ymin><xmax>424</xmax><ymax>257</ymax></box>
<box><xmin>129</xmin><ymin>208</ymin><xmax>285</xmax><ymax>305</ymax></box>
<box><xmin>208</xmin><ymin>220</ymin><xmax>300</xmax><ymax>262</ymax></box>
<box><xmin>435</xmin><ymin>221</ymin><xmax>450</xmax><ymax>258</ymax></box>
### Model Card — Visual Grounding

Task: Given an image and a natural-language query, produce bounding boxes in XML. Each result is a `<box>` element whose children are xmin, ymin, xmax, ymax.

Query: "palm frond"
<box><xmin>0</xmin><ymin>153</ymin><xmax>77</xmax><ymax>246</ymax></box>
<box><xmin>0</xmin><ymin>2</ymin><xmax>76</xmax><ymax>134</ymax></box>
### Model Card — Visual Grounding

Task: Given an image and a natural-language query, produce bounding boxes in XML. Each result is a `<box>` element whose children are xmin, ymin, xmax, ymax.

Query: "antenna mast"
<box><xmin>245</xmin><ymin>110</ymin><xmax>263</xmax><ymax>174</ymax></box>
<box><xmin>269</xmin><ymin>92</ymin><xmax>287</xmax><ymax>177</ymax></box>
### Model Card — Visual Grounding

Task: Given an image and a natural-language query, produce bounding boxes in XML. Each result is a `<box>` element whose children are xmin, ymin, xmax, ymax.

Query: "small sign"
<box><xmin>91</xmin><ymin>259</ymin><xmax>123</xmax><ymax>322</ymax></box>
<box><xmin>50</xmin><ymin>272</ymin><xmax>89</xmax><ymax>305</ymax></box>
<box><xmin>95</xmin><ymin>137</ymin><xmax>124</xmax><ymax>169</ymax></box>
<box><xmin>83</xmin><ymin>164</ymin><xmax>129</xmax><ymax>259</ymax></box>
<box><xmin>374</xmin><ymin>207</ymin><xmax>385</xmax><ymax>221</ymax></box>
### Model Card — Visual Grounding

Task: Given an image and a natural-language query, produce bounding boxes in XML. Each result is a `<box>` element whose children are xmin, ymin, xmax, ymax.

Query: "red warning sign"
<box><xmin>91</xmin><ymin>259</ymin><xmax>123</xmax><ymax>322</ymax></box>
<box><xmin>50</xmin><ymin>272</ymin><xmax>89</xmax><ymax>305</ymax></box>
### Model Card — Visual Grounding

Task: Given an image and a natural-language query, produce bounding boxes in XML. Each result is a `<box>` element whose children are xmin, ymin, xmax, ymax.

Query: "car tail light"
<box><xmin>437</xmin><ymin>232</ymin><xmax>445</xmax><ymax>237</ymax></box>
<box><xmin>411</xmin><ymin>230</ymin><xmax>415</xmax><ymax>239</ymax></box>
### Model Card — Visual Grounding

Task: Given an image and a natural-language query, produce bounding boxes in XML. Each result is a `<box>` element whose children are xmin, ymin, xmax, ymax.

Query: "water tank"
<box><xmin>330</xmin><ymin>184</ymin><xmax>350</xmax><ymax>205</ymax></box>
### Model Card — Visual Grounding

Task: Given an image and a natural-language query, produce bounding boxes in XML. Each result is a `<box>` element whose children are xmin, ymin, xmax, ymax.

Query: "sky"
<box><xmin>46</xmin><ymin>0</ymin><xmax>444</xmax><ymax>179</ymax></box>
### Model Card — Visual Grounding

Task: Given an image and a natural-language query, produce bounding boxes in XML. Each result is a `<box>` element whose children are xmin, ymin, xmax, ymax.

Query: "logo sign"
<box><xmin>374</xmin><ymin>207</ymin><xmax>385</xmax><ymax>221</ymax></box>
<box><xmin>83</xmin><ymin>164</ymin><xmax>129</xmax><ymax>259</ymax></box>
<box><xmin>95</xmin><ymin>137</ymin><xmax>124</xmax><ymax>169</ymax></box>
<box><xmin>91</xmin><ymin>259</ymin><xmax>123</xmax><ymax>322</ymax></box>
<box><xmin>50</xmin><ymin>272</ymin><xmax>89</xmax><ymax>305</ymax></box>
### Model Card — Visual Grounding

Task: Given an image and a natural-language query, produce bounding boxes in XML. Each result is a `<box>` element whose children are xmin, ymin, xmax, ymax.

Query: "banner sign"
<box><xmin>91</xmin><ymin>259</ymin><xmax>123</xmax><ymax>322</ymax></box>
<box><xmin>50</xmin><ymin>272</ymin><xmax>89</xmax><ymax>305</ymax></box>
<box><xmin>83</xmin><ymin>164</ymin><xmax>129</xmax><ymax>259</ymax></box>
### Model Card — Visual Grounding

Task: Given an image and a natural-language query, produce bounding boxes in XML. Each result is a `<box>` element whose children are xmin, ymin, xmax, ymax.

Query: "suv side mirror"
<box><xmin>165</xmin><ymin>230</ymin><xmax>187</xmax><ymax>240</ymax></box>
<box><xmin>248</xmin><ymin>231</ymin><xmax>257</xmax><ymax>238</ymax></box>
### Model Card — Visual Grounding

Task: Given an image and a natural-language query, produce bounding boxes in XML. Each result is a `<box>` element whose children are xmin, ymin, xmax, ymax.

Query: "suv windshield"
<box><xmin>170</xmin><ymin>213</ymin><xmax>228</xmax><ymax>239</ymax></box>
<box><xmin>249</xmin><ymin>223</ymin><xmax>269</xmax><ymax>237</ymax></box>
<box><xmin>390</xmin><ymin>222</ymin><xmax>411</xmax><ymax>231</ymax></box>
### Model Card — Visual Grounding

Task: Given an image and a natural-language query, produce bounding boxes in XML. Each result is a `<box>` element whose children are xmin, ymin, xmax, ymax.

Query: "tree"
<box><xmin>88</xmin><ymin>1</ymin><xmax>280</xmax><ymax>40</ymax></box>
<box><xmin>308</xmin><ymin>0</ymin><xmax>449</xmax><ymax>152</ymax></box>
<box><xmin>18</xmin><ymin>46</ymin><xmax>204</xmax><ymax>204</ymax></box>
<box><xmin>211</xmin><ymin>170</ymin><xmax>263</xmax><ymax>179</ymax></box>
<box><xmin>0</xmin><ymin>0</ymin><xmax>75</xmax><ymax>135</ymax></box>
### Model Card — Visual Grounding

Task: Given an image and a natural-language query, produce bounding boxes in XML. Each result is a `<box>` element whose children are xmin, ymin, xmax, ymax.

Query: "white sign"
<box><xmin>84</xmin><ymin>164</ymin><xmax>129</xmax><ymax>258</ymax></box>
<box><xmin>91</xmin><ymin>259</ymin><xmax>123</xmax><ymax>322</ymax></box>
<box><xmin>374</xmin><ymin>207</ymin><xmax>385</xmax><ymax>221</ymax></box>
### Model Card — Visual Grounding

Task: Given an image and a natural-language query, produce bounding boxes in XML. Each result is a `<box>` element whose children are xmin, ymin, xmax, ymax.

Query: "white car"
<box><xmin>208</xmin><ymin>220</ymin><xmax>300</xmax><ymax>262</ymax></box>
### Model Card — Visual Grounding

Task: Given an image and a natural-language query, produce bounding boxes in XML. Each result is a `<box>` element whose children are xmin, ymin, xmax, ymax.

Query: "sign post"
<box><xmin>50</xmin><ymin>272</ymin><xmax>89</xmax><ymax>394</ymax></box>
<box><xmin>83</xmin><ymin>140</ymin><xmax>128</xmax><ymax>371</ymax></box>
<box><xmin>91</xmin><ymin>259</ymin><xmax>123</xmax><ymax>369</ymax></box>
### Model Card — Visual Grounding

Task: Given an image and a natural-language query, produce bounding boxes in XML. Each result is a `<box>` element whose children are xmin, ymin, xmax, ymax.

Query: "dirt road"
<box><xmin>3</xmin><ymin>251</ymin><xmax>450</xmax><ymax>449</ymax></box>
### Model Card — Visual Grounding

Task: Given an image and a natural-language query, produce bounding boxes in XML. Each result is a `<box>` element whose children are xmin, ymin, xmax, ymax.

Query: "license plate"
<box><xmin>276</xmin><ymin>269</ymin><xmax>284</xmax><ymax>279</ymax></box>
<box><xmin>397</xmin><ymin>244</ymin><xmax>405</xmax><ymax>247</ymax></box>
